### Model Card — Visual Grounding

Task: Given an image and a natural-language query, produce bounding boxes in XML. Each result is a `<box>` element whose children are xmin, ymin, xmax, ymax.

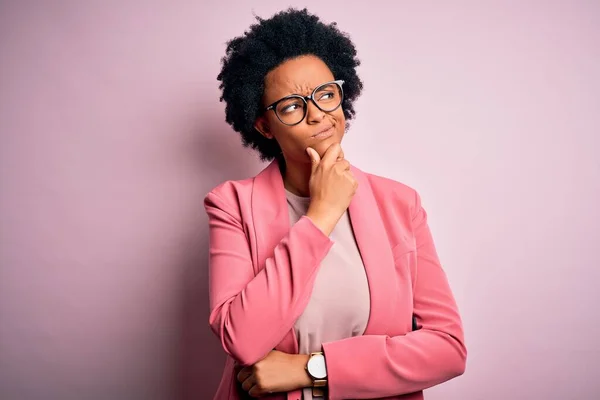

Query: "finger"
<box><xmin>321</xmin><ymin>143</ymin><xmax>342</xmax><ymax>167</ymax></box>
<box><xmin>337</xmin><ymin>148</ymin><xmax>345</xmax><ymax>161</ymax></box>
<box><xmin>346</xmin><ymin>171</ymin><xmax>359</xmax><ymax>189</ymax></box>
<box><xmin>241</xmin><ymin>374</ymin><xmax>256</xmax><ymax>392</ymax></box>
<box><xmin>336</xmin><ymin>159</ymin><xmax>350</xmax><ymax>171</ymax></box>
<box><xmin>306</xmin><ymin>147</ymin><xmax>321</xmax><ymax>175</ymax></box>
<box><xmin>248</xmin><ymin>383</ymin><xmax>267</xmax><ymax>398</ymax></box>
<box><xmin>237</xmin><ymin>367</ymin><xmax>252</xmax><ymax>383</ymax></box>
<box><xmin>333</xmin><ymin>159</ymin><xmax>350</xmax><ymax>172</ymax></box>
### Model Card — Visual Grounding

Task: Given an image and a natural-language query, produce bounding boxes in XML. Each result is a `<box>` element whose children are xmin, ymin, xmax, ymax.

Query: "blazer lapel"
<box><xmin>251</xmin><ymin>160</ymin><xmax>298</xmax><ymax>354</ymax></box>
<box><xmin>250</xmin><ymin>160</ymin><xmax>289</xmax><ymax>276</ymax></box>
<box><xmin>348</xmin><ymin>165</ymin><xmax>397</xmax><ymax>335</ymax></box>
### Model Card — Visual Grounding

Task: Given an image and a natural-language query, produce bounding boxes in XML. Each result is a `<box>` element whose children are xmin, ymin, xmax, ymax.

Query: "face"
<box><xmin>254</xmin><ymin>55</ymin><xmax>346</xmax><ymax>163</ymax></box>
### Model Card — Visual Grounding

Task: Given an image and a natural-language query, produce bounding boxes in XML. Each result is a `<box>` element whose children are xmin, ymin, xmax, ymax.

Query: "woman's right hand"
<box><xmin>305</xmin><ymin>143</ymin><xmax>358</xmax><ymax>236</ymax></box>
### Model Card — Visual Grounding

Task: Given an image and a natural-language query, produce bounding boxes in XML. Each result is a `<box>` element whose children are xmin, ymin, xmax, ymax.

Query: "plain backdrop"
<box><xmin>1</xmin><ymin>1</ymin><xmax>599</xmax><ymax>399</ymax></box>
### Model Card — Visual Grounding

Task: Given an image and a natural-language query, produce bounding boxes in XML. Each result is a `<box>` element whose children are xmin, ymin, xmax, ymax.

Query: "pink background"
<box><xmin>1</xmin><ymin>1</ymin><xmax>599</xmax><ymax>399</ymax></box>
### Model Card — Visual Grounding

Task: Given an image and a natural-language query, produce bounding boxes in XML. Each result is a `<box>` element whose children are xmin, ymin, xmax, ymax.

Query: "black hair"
<box><xmin>217</xmin><ymin>8</ymin><xmax>363</xmax><ymax>161</ymax></box>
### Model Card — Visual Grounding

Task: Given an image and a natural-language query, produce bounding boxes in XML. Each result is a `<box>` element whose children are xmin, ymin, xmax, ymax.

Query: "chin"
<box><xmin>312</xmin><ymin>137</ymin><xmax>340</xmax><ymax>157</ymax></box>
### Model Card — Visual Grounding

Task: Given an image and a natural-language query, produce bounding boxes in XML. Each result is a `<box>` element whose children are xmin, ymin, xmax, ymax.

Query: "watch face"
<box><xmin>307</xmin><ymin>354</ymin><xmax>327</xmax><ymax>379</ymax></box>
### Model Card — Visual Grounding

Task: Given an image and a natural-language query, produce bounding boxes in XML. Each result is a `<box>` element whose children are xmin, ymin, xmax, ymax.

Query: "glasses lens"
<box><xmin>275</xmin><ymin>97</ymin><xmax>306</xmax><ymax>125</ymax></box>
<box><xmin>273</xmin><ymin>82</ymin><xmax>344</xmax><ymax>125</ymax></box>
<box><xmin>314</xmin><ymin>82</ymin><xmax>343</xmax><ymax>112</ymax></box>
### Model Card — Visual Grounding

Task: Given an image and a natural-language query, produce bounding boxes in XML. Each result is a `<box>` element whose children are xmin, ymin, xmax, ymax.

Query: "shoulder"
<box><xmin>204</xmin><ymin>160</ymin><xmax>280</xmax><ymax>213</ymax></box>
<box><xmin>203</xmin><ymin>176</ymin><xmax>254</xmax><ymax>216</ymax></box>
<box><xmin>205</xmin><ymin>176</ymin><xmax>254</xmax><ymax>201</ymax></box>
<box><xmin>360</xmin><ymin>169</ymin><xmax>421</xmax><ymax>214</ymax></box>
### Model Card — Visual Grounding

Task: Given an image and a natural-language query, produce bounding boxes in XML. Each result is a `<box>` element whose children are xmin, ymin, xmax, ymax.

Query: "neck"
<box><xmin>280</xmin><ymin>157</ymin><xmax>312</xmax><ymax>198</ymax></box>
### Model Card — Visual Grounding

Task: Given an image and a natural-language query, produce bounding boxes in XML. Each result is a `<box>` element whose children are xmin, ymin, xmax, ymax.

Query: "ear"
<box><xmin>254</xmin><ymin>116</ymin><xmax>274</xmax><ymax>139</ymax></box>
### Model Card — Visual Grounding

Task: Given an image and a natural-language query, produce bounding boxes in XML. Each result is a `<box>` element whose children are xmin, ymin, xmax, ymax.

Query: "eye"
<box><xmin>281</xmin><ymin>103</ymin><xmax>300</xmax><ymax>113</ymax></box>
<box><xmin>278</xmin><ymin>99</ymin><xmax>304</xmax><ymax>114</ymax></box>
<box><xmin>318</xmin><ymin>91</ymin><xmax>335</xmax><ymax>101</ymax></box>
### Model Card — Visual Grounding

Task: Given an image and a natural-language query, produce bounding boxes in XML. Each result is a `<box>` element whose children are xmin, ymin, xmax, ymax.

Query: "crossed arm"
<box><xmin>205</xmin><ymin>189</ymin><xmax>466</xmax><ymax>399</ymax></box>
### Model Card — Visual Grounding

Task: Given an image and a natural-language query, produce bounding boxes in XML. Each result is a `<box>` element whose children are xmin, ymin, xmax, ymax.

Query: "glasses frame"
<box><xmin>264</xmin><ymin>79</ymin><xmax>345</xmax><ymax>126</ymax></box>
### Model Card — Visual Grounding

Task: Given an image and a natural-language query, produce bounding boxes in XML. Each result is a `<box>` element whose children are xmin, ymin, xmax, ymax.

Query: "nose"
<box><xmin>306</xmin><ymin>99</ymin><xmax>325</xmax><ymax>124</ymax></box>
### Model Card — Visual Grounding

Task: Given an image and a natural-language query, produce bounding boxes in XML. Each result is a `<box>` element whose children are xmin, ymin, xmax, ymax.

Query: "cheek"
<box><xmin>337</xmin><ymin>121</ymin><xmax>345</xmax><ymax>136</ymax></box>
<box><xmin>335</xmin><ymin>110</ymin><xmax>346</xmax><ymax>134</ymax></box>
<box><xmin>273</xmin><ymin>126</ymin><xmax>306</xmax><ymax>150</ymax></box>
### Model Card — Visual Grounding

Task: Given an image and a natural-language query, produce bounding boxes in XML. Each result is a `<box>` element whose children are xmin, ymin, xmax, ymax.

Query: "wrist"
<box><xmin>305</xmin><ymin>352</ymin><xmax>328</xmax><ymax>397</ymax></box>
<box><xmin>306</xmin><ymin>206</ymin><xmax>341</xmax><ymax>236</ymax></box>
<box><xmin>297</xmin><ymin>354</ymin><xmax>313</xmax><ymax>388</ymax></box>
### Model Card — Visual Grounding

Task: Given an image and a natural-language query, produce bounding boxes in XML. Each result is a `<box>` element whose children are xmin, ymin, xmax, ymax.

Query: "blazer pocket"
<box><xmin>391</xmin><ymin>237</ymin><xmax>419</xmax><ymax>331</ymax></box>
<box><xmin>391</xmin><ymin>238</ymin><xmax>416</xmax><ymax>287</ymax></box>
<box><xmin>391</xmin><ymin>236</ymin><xmax>416</xmax><ymax>261</ymax></box>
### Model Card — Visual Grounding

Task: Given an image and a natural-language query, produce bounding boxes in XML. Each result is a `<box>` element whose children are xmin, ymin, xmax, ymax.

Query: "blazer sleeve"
<box><xmin>321</xmin><ymin>189</ymin><xmax>467</xmax><ymax>400</ymax></box>
<box><xmin>204</xmin><ymin>190</ymin><xmax>334</xmax><ymax>366</ymax></box>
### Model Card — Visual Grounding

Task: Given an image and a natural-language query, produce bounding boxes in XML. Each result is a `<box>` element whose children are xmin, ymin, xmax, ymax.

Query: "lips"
<box><xmin>312</xmin><ymin>125</ymin><xmax>334</xmax><ymax>138</ymax></box>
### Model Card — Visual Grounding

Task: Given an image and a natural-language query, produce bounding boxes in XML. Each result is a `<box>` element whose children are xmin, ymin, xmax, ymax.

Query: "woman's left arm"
<box><xmin>321</xmin><ymin>190</ymin><xmax>467</xmax><ymax>400</ymax></box>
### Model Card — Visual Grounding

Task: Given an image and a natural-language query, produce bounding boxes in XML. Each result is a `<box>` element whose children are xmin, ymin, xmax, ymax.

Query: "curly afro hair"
<box><xmin>217</xmin><ymin>8</ymin><xmax>364</xmax><ymax>161</ymax></box>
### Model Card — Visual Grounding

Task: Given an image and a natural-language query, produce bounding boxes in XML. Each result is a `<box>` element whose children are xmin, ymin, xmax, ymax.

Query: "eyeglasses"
<box><xmin>264</xmin><ymin>80</ymin><xmax>345</xmax><ymax>126</ymax></box>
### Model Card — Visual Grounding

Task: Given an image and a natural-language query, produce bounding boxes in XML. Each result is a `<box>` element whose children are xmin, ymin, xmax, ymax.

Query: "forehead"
<box><xmin>264</xmin><ymin>55</ymin><xmax>335</xmax><ymax>102</ymax></box>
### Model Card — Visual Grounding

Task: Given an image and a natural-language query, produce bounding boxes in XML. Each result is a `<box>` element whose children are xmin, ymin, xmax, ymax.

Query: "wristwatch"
<box><xmin>305</xmin><ymin>352</ymin><xmax>328</xmax><ymax>397</ymax></box>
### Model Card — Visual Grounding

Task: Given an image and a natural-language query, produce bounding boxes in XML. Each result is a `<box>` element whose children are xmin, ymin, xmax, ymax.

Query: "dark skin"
<box><xmin>254</xmin><ymin>54</ymin><xmax>346</xmax><ymax>197</ymax></box>
<box><xmin>235</xmin><ymin>350</ymin><xmax>311</xmax><ymax>397</ymax></box>
<box><xmin>238</xmin><ymin>55</ymin><xmax>355</xmax><ymax>397</ymax></box>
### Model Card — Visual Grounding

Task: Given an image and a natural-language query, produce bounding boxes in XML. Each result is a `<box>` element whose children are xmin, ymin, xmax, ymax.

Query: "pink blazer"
<box><xmin>204</xmin><ymin>160</ymin><xmax>466</xmax><ymax>400</ymax></box>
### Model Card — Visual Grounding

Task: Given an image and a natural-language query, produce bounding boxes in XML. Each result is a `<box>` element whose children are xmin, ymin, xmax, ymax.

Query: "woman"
<box><xmin>205</xmin><ymin>8</ymin><xmax>466</xmax><ymax>400</ymax></box>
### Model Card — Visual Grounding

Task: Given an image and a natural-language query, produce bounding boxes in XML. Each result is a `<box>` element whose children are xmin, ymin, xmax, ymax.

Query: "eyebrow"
<box><xmin>278</xmin><ymin>81</ymin><xmax>331</xmax><ymax>99</ymax></box>
<box><xmin>279</xmin><ymin>86</ymin><xmax>314</xmax><ymax>98</ymax></box>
